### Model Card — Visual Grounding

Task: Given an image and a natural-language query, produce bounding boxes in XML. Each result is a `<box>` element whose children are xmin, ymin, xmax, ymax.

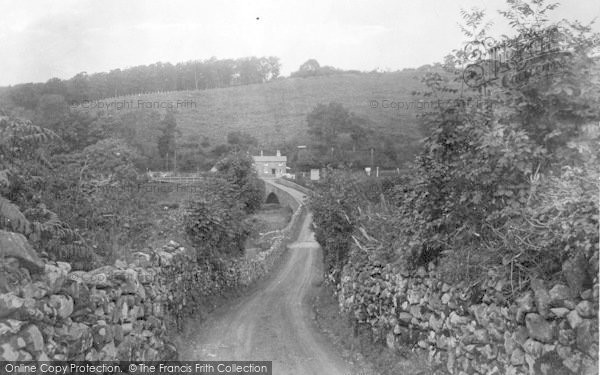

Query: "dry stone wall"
<box><xmin>339</xmin><ymin>257</ymin><xmax>598</xmax><ymax>375</ymax></box>
<box><xmin>0</xmin><ymin>202</ymin><xmax>305</xmax><ymax>361</ymax></box>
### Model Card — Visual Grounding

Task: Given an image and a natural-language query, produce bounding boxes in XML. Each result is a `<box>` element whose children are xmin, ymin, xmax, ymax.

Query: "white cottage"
<box><xmin>252</xmin><ymin>150</ymin><xmax>287</xmax><ymax>178</ymax></box>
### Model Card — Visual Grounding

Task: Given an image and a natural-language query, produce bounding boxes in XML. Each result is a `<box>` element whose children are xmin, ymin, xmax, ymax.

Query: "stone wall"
<box><xmin>0</xmin><ymin>202</ymin><xmax>306</xmax><ymax>361</ymax></box>
<box><xmin>338</xmin><ymin>257</ymin><xmax>598</xmax><ymax>375</ymax></box>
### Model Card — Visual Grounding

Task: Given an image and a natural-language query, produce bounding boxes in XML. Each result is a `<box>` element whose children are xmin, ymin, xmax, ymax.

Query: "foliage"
<box><xmin>6</xmin><ymin>56</ymin><xmax>282</xmax><ymax>110</ymax></box>
<box><xmin>309</xmin><ymin>170</ymin><xmax>388</xmax><ymax>279</ymax></box>
<box><xmin>309</xmin><ymin>1</ymin><xmax>600</xmax><ymax>290</ymax></box>
<box><xmin>157</xmin><ymin>111</ymin><xmax>179</xmax><ymax>164</ymax></box>
<box><xmin>226</xmin><ymin>130</ymin><xmax>258</xmax><ymax>152</ymax></box>
<box><xmin>0</xmin><ymin>113</ymin><xmax>90</xmax><ymax>265</ymax></box>
<box><xmin>214</xmin><ymin>152</ymin><xmax>264</xmax><ymax>214</ymax></box>
<box><xmin>184</xmin><ymin>178</ymin><xmax>250</xmax><ymax>258</ymax></box>
<box><xmin>291</xmin><ymin>59</ymin><xmax>351</xmax><ymax>78</ymax></box>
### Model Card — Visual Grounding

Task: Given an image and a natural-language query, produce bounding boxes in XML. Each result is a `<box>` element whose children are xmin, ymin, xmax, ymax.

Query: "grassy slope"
<box><xmin>104</xmin><ymin>72</ymin><xmax>427</xmax><ymax>148</ymax></box>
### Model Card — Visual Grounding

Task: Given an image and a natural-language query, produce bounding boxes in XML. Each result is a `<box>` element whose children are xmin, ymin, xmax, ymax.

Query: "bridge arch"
<box><xmin>265</xmin><ymin>192</ymin><xmax>280</xmax><ymax>204</ymax></box>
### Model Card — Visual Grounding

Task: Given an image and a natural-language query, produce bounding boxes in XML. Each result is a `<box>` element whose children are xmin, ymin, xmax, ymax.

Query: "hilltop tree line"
<box><xmin>5</xmin><ymin>56</ymin><xmax>282</xmax><ymax>109</ymax></box>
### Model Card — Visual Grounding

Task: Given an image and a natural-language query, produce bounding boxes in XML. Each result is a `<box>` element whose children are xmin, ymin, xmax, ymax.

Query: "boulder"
<box><xmin>19</xmin><ymin>324</ymin><xmax>43</xmax><ymax>353</ymax></box>
<box><xmin>0</xmin><ymin>319</ymin><xmax>26</xmax><ymax>335</ymax></box>
<box><xmin>530</xmin><ymin>279</ymin><xmax>550</xmax><ymax>316</ymax></box>
<box><xmin>562</xmin><ymin>255</ymin><xmax>590</xmax><ymax>296</ymax></box>
<box><xmin>567</xmin><ymin>310</ymin><xmax>583</xmax><ymax>329</ymax></box>
<box><xmin>548</xmin><ymin>284</ymin><xmax>572</xmax><ymax>306</ymax></box>
<box><xmin>0</xmin><ymin>230</ymin><xmax>44</xmax><ymax>274</ymax></box>
<box><xmin>516</xmin><ymin>291</ymin><xmax>535</xmax><ymax>321</ymax></box>
<box><xmin>549</xmin><ymin>307</ymin><xmax>570</xmax><ymax>318</ymax></box>
<box><xmin>43</xmin><ymin>264</ymin><xmax>67</xmax><ymax>293</ymax></box>
<box><xmin>20</xmin><ymin>282</ymin><xmax>48</xmax><ymax>300</ymax></box>
<box><xmin>575</xmin><ymin>301</ymin><xmax>594</xmax><ymax>318</ymax></box>
<box><xmin>0</xmin><ymin>293</ymin><xmax>24</xmax><ymax>319</ymax></box>
<box><xmin>525</xmin><ymin>314</ymin><xmax>555</xmax><ymax>343</ymax></box>
<box><xmin>57</xmin><ymin>322</ymin><xmax>93</xmax><ymax>355</ymax></box>
<box><xmin>49</xmin><ymin>295</ymin><xmax>74</xmax><ymax>319</ymax></box>
<box><xmin>0</xmin><ymin>343</ymin><xmax>19</xmax><ymax>360</ymax></box>
<box><xmin>575</xmin><ymin>320</ymin><xmax>594</xmax><ymax>353</ymax></box>
<box><xmin>510</xmin><ymin>348</ymin><xmax>525</xmax><ymax>365</ymax></box>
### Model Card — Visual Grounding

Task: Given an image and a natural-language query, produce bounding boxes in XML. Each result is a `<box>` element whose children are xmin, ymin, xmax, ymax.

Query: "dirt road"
<box><xmin>177</xmin><ymin>181</ymin><xmax>357</xmax><ymax>375</ymax></box>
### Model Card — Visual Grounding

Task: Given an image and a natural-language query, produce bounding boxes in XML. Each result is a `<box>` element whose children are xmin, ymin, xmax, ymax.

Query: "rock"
<box><xmin>100</xmin><ymin>341</ymin><xmax>117</xmax><ymax>360</ymax></box>
<box><xmin>386</xmin><ymin>331</ymin><xmax>395</xmax><ymax>349</ymax></box>
<box><xmin>530</xmin><ymin>279</ymin><xmax>551</xmax><ymax>316</ymax></box>
<box><xmin>563</xmin><ymin>352</ymin><xmax>582</xmax><ymax>374</ymax></box>
<box><xmin>132</xmin><ymin>252</ymin><xmax>152</xmax><ymax>268</ymax></box>
<box><xmin>562</xmin><ymin>255</ymin><xmax>590</xmax><ymax>296</ymax></box>
<box><xmin>49</xmin><ymin>295</ymin><xmax>74</xmax><ymax>319</ymax></box>
<box><xmin>556</xmin><ymin>345</ymin><xmax>571</xmax><ymax>359</ymax></box>
<box><xmin>0</xmin><ymin>342</ymin><xmax>19</xmax><ymax>360</ymax></box>
<box><xmin>510</xmin><ymin>348</ymin><xmax>525</xmax><ymax>365</ymax></box>
<box><xmin>548</xmin><ymin>284</ymin><xmax>572</xmax><ymax>306</ymax></box>
<box><xmin>549</xmin><ymin>307</ymin><xmax>570</xmax><ymax>318</ymax></box>
<box><xmin>581</xmin><ymin>289</ymin><xmax>593</xmax><ymax>300</ymax></box>
<box><xmin>19</xmin><ymin>324</ymin><xmax>43</xmax><ymax>352</ymax></box>
<box><xmin>473</xmin><ymin>328</ymin><xmax>489</xmax><ymax>343</ymax></box>
<box><xmin>523</xmin><ymin>338</ymin><xmax>543</xmax><ymax>356</ymax></box>
<box><xmin>534</xmin><ymin>351</ymin><xmax>571</xmax><ymax>375</ymax></box>
<box><xmin>57</xmin><ymin>322</ymin><xmax>93</xmax><ymax>354</ymax></box>
<box><xmin>0</xmin><ymin>293</ymin><xmax>24</xmax><ymax>319</ymax></box>
<box><xmin>449</xmin><ymin>311</ymin><xmax>470</xmax><ymax>326</ymax></box>
<box><xmin>0</xmin><ymin>319</ymin><xmax>26</xmax><ymax>335</ymax></box>
<box><xmin>558</xmin><ymin>327</ymin><xmax>575</xmax><ymax>346</ymax></box>
<box><xmin>576</xmin><ymin>320</ymin><xmax>594</xmax><ymax>353</ymax></box>
<box><xmin>43</xmin><ymin>264</ymin><xmax>67</xmax><ymax>293</ymax></box>
<box><xmin>56</xmin><ymin>262</ymin><xmax>71</xmax><ymax>274</ymax></box>
<box><xmin>398</xmin><ymin>312</ymin><xmax>412</xmax><ymax>324</ymax></box>
<box><xmin>567</xmin><ymin>310</ymin><xmax>583</xmax><ymax>329</ymax></box>
<box><xmin>409</xmin><ymin>305</ymin><xmax>422</xmax><ymax>319</ymax></box>
<box><xmin>525</xmin><ymin>313</ymin><xmax>555</xmax><ymax>343</ymax></box>
<box><xmin>20</xmin><ymin>282</ymin><xmax>48</xmax><ymax>299</ymax></box>
<box><xmin>429</xmin><ymin>313</ymin><xmax>444</xmax><ymax>332</ymax></box>
<box><xmin>0</xmin><ymin>230</ymin><xmax>44</xmax><ymax>274</ymax></box>
<box><xmin>516</xmin><ymin>291</ymin><xmax>535</xmax><ymax>321</ymax></box>
<box><xmin>581</xmin><ymin>357</ymin><xmax>599</xmax><ymax>375</ymax></box>
<box><xmin>575</xmin><ymin>301</ymin><xmax>594</xmax><ymax>318</ymax></box>
<box><xmin>406</xmin><ymin>289</ymin><xmax>421</xmax><ymax>304</ymax></box>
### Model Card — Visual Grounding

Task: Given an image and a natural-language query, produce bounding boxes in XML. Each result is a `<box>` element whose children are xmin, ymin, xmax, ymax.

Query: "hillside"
<box><xmin>86</xmin><ymin>71</ymin><xmax>430</xmax><ymax>150</ymax></box>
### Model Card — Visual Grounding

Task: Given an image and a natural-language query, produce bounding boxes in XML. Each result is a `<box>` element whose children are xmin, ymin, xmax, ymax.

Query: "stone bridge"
<box><xmin>261</xmin><ymin>178</ymin><xmax>306</xmax><ymax>211</ymax></box>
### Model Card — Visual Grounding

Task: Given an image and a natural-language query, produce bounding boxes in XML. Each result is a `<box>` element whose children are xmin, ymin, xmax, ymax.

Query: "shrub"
<box><xmin>184</xmin><ymin>178</ymin><xmax>250</xmax><ymax>259</ymax></box>
<box><xmin>214</xmin><ymin>152</ymin><xmax>264</xmax><ymax>214</ymax></box>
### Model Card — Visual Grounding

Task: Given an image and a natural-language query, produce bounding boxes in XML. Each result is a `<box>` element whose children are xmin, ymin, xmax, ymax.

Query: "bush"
<box><xmin>214</xmin><ymin>152</ymin><xmax>264</xmax><ymax>214</ymax></box>
<box><xmin>184</xmin><ymin>178</ymin><xmax>250</xmax><ymax>259</ymax></box>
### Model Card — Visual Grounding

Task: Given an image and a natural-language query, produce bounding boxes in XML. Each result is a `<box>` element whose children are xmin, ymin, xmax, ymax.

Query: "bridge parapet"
<box><xmin>261</xmin><ymin>179</ymin><xmax>301</xmax><ymax>211</ymax></box>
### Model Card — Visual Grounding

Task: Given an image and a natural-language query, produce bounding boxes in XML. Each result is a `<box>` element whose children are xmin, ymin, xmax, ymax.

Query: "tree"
<box><xmin>306</xmin><ymin>102</ymin><xmax>350</xmax><ymax>151</ymax></box>
<box><xmin>227</xmin><ymin>130</ymin><xmax>258</xmax><ymax>152</ymax></box>
<box><xmin>214</xmin><ymin>152</ymin><xmax>264</xmax><ymax>214</ymax></box>
<box><xmin>157</xmin><ymin>112</ymin><xmax>179</xmax><ymax>164</ymax></box>
<box><xmin>298</xmin><ymin>59</ymin><xmax>320</xmax><ymax>74</ymax></box>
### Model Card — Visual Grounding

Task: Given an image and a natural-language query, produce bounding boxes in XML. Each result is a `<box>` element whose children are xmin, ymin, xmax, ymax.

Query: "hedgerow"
<box><xmin>309</xmin><ymin>2</ymin><xmax>600</xmax><ymax>290</ymax></box>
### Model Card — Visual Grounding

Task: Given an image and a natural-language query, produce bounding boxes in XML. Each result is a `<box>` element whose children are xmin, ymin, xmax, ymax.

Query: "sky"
<box><xmin>0</xmin><ymin>0</ymin><xmax>599</xmax><ymax>86</ymax></box>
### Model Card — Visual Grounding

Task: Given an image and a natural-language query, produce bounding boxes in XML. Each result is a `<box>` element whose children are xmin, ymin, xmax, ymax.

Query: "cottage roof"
<box><xmin>252</xmin><ymin>155</ymin><xmax>287</xmax><ymax>162</ymax></box>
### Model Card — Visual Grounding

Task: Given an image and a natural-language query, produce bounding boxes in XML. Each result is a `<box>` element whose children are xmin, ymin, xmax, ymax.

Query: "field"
<box><xmin>93</xmin><ymin>71</ymin><xmax>428</xmax><ymax>148</ymax></box>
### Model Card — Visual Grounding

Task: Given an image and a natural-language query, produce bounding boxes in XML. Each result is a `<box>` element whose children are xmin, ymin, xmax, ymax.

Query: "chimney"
<box><xmin>276</xmin><ymin>149</ymin><xmax>281</xmax><ymax>157</ymax></box>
